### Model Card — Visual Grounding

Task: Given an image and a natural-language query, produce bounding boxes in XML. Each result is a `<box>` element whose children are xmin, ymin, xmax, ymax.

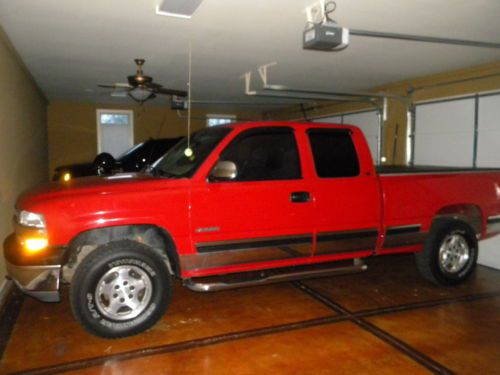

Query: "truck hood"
<box><xmin>17</xmin><ymin>173</ymin><xmax>173</xmax><ymax>209</ymax></box>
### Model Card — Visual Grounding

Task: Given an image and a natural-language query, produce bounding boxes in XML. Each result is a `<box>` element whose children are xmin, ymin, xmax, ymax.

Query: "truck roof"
<box><xmin>223</xmin><ymin>121</ymin><xmax>358</xmax><ymax>132</ymax></box>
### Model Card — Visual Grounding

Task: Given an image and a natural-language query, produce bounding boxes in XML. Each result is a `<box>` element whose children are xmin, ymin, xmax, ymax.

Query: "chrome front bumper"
<box><xmin>3</xmin><ymin>234</ymin><xmax>63</xmax><ymax>302</ymax></box>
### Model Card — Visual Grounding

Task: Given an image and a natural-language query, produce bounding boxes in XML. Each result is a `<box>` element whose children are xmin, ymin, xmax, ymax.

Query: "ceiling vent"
<box><xmin>155</xmin><ymin>0</ymin><xmax>203</xmax><ymax>19</ymax></box>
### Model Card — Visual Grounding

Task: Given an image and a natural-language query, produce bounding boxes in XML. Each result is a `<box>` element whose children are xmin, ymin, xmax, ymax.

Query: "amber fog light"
<box><xmin>24</xmin><ymin>237</ymin><xmax>49</xmax><ymax>253</ymax></box>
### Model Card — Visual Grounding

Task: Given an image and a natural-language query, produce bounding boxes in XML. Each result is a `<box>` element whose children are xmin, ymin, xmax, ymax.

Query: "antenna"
<box><xmin>184</xmin><ymin>43</ymin><xmax>193</xmax><ymax>157</ymax></box>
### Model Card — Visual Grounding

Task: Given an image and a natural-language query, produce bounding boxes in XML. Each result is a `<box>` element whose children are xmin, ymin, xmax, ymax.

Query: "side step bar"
<box><xmin>184</xmin><ymin>258</ymin><xmax>368</xmax><ymax>292</ymax></box>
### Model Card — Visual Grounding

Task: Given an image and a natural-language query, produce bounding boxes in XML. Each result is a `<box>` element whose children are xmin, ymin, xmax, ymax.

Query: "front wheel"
<box><xmin>415</xmin><ymin>220</ymin><xmax>478</xmax><ymax>286</ymax></box>
<box><xmin>70</xmin><ymin>241</ymin><xmax>171</xmax><ymax>338</ymax></box>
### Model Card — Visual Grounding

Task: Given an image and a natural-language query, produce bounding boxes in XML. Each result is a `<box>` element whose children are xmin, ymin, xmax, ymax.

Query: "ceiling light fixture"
<box><xmin>128</xmin><ymin>87</ymin><xmax>154</xmax><ymax>102</ymax></box>
<box><xmin>155</xmin><ymin>0</ymin><xmax>203</xmax><ymax>19</ymax></box>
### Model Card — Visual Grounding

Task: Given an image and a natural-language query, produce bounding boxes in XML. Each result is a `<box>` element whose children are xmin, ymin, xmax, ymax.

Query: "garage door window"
<box><xmin>307</xmin><ymin>129</ymin><xmax>360</xmax><ymax>178</ymax></box>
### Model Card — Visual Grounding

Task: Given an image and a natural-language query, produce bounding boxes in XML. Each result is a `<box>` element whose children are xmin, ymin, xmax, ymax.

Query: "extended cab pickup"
<box><xmin>4</xmin><ymin>122</ymin><xmax>500</xmax><ymax>338</ymax></box>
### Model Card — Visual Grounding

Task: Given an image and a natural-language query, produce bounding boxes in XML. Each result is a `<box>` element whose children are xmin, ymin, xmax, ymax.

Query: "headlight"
<box><xmin>18</xmin><ymin>210</ymin><xmax>46</xmax><ymax>228</ymax></box>
<box><xmin>62</xmin><ymin>172</ymin><xmax>71</xmax><ymax>182</ymax></box>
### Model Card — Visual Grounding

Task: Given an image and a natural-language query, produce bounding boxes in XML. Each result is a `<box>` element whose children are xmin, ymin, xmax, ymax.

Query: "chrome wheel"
<box><xmin>95</xmin><ymin>265</ymin><xmax>153</xmax><ymax>321</ymax></box>
<box><xmin>438</xmin><ymin>233</ymin><xmax>470</xmax><ymax>274</ymax></box>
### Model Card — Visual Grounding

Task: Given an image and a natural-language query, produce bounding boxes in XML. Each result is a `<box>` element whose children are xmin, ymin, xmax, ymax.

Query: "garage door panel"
<box><xmin>414</xmin><ymin>133</ymin><xmax>473</xmax><ymax>167</ymax></box>
<box><xmin>415</xmin><ymin>99</ymin><xmax>475</xmax><ymax>134</ymax></box>
<box><xmin>478</xmin><ymin>95</ymin><xmax>500</xmax><ymax>130</ymax></box>
<box><xmin>415</xmin><ymin>98</ymin><xmax>475</xmax><ymax>167</ymax></box>
<box><xmin>477</xmin><ymin>130</ymin><xmax>500</xmax><ymax>167</ymax></box>
<box><xmin>477</xmin><ymin>95</ymin><xmax>500</xmax><ymax>167</ymax></box>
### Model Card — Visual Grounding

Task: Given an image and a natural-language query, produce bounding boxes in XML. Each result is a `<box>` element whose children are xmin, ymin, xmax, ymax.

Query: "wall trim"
<box><xmin>0</xmin><ymin>279</ymin><xmax>13</xmax><ymax>311</ymax></box>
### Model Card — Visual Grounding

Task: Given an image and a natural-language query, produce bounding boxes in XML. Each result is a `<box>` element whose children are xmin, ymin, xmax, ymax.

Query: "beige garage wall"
<box><xmin>0</xmin><ymin>30</ymin><xmax>48</xmax><ymax>284</ymax></box>
<box><xmin>48</xmin><ymin>102</ymin><xmax>260</xmax><ymax>173</ymax></box>
<box><xmin>266</xmin><ymin>61</ymin><xmax>500</xmax><ymax>165</ymax></box>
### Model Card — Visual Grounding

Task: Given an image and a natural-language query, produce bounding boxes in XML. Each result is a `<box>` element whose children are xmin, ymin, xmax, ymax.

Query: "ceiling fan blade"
<box><xmin>111</xmin><ymin>91</ymin><xmax>128</xmax><ymax>98</ymax></box>
<box><xmin>157</xmin><ymin>87</ymin><xmax>188</xmax><ymax>97</ymax></box>
<box><xmin>144</xmin><ymin>82</ymin><xmax>162</xmax><ymax>90</ymax></box>
<box><xmin>98</xmin><ymin>83</ymin><xmax>132</xmax><ymax>89</ymax></box>
<box><xmin>115</xmin><ymin>82</ymin><xmax>133</xmax><ymax>88</ymax></box>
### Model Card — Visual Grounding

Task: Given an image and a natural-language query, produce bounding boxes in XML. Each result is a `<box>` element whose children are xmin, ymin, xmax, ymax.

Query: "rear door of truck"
<box><xmin>305</xmin><ymin>125</ymin><xmax>382</xmax><ymax>258</ymax></box>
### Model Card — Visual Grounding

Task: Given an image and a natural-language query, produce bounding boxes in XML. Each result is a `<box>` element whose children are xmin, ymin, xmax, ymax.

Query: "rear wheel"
<box><xmin>415</xmin><ymin>220</ymin><xmax>478</xmax><ymax>286</ymax></box>
<box><xmin>70</xmin><ymin>240</ymin><xmax>171</xmax><ymax>338</ymax></box>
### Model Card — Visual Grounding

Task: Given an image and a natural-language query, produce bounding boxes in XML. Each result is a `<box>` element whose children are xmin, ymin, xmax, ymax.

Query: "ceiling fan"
<box><xmin>98</xmin><ymin>58</ymin><xmax>188</xmax><ymax>103</ymax></box>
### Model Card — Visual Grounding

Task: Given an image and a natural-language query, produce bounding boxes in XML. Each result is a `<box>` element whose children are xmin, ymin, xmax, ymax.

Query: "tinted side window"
<box><xmin>307</xmin><ymin>129</ymin><xmax>360</xmax><ymax>178</ymax></box>
<box><xmin>220</xmin><ymin>128</ymin><xmax>301</xmax><ymax>181</ymax></box>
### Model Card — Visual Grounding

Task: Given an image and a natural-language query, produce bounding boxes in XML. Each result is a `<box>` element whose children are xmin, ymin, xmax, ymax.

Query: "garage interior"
<box><xmin>1</xmin><ymin>0</ymin><xmax>500</xmax><ymax>374</ymax></box>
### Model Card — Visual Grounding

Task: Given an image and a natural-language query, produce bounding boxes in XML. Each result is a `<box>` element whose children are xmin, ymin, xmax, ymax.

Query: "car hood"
<box><xmin>17</xmin><ymin>173</ymin><xmax>178</xmax><ymax>210</ymax></box>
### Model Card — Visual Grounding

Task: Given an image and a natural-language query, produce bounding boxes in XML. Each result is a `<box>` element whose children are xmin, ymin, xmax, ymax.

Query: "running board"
<box><xmin>184</xmin><ymin>258</ymin><xmax>368</xmax><ymax>292</ymax></box>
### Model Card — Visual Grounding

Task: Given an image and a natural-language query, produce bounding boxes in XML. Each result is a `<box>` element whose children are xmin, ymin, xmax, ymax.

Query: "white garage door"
<box><xmin>313</xmin><ymin>110</ymin><xmax>381</xmax><ymax>164</ymax></box>
<box><xmin>414</xmin><ymin>93</ymin><xmax>500</xmax><ymax>269</ymax></box>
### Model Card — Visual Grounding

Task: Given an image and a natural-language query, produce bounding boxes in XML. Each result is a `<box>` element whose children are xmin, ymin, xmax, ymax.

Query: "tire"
<box><xmin>70</xmin><ymin>240</ymin><xmax>171</xmax><ymax>338</ymax></box>
<box><xmin>415</xmin><ymin>220</ymin><xmax>478</xmax><ymax>286</ymax></box>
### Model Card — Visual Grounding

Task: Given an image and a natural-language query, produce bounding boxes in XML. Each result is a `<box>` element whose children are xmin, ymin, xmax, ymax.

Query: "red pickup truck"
<box><xmin>4</xmin><ymin>122</ymin><xmax>500</xmax><ymax>338</ymax></box>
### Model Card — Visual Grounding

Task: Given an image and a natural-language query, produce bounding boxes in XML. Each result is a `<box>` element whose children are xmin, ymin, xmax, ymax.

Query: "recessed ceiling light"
<box><xmin>155</xmin><ymin>0</ymin><xmax>203</xmax><ymax>19</ymax></box>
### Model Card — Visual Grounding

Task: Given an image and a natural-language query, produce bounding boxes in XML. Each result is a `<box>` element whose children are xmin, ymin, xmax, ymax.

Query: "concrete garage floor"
<box><xmin>0</xmin><ymin>254</ymin><xmax>499</xmax><ymax>374</ymax></box>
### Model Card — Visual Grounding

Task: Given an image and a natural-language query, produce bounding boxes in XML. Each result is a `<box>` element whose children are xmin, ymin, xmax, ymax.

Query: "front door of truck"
<box><xmin>306</xmin><ymin>128</ymin><xmax>381</xmax><ymax>257</ymax></box>
<box><xmin>188</xmin><ymin>127</ymin><xmax>314</xmax><ymax>274</ymax></box>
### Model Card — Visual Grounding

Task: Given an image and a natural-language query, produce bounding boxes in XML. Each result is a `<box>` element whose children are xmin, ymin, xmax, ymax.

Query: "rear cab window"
<box><xmin>307</xmin><ymin>128</ymin><xmax>360</xmax><ymax>178</ymax></box>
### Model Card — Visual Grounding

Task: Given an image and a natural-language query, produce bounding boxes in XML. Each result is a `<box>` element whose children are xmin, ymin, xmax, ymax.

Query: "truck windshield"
<box><xmin>151</xmin><ymin>127</ymin><xmax>232</xmax><ymax>178</ymax></box>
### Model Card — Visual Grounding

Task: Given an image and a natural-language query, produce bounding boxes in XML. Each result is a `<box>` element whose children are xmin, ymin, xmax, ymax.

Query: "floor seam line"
<box><xmin>294</xmin><ymin>281</ymin><xmax>455</xmax><ymax>375</ymax></box>
<box><xmin>6</xmin><ymin>314</ymin><xmax>348</xmax><ymax>375</ymax></box>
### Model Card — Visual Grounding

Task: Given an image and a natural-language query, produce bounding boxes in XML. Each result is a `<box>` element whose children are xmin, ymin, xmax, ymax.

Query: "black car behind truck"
<box><xmin>52</xmin><ymin>137</ymin><xmax>182</xmax><ymax>181</ymax></box>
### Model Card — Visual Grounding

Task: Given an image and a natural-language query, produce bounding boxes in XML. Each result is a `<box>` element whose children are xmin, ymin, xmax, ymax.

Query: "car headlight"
<box><xmin>18</xmin><ymin>210</ymin><xmax>46</xmax><ymax>228</ymax></box>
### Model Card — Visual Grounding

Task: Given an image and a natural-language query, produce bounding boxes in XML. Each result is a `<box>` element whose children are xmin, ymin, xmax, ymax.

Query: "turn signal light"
<box><xmin>24</xmin><ymin>238</ymin><xmax>48</xmax><ymax>253</ymax></box>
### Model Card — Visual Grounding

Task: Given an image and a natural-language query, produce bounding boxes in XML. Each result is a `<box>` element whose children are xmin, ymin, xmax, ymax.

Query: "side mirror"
<box><xmin>93</xmin><ymin>152</ymin><xmax>116</xmax><ymax>175</ymax></box>
<box><xmin>209</xmin><ymin>160</ymin><xmax>238</xmax><ymax>182</ymax></box>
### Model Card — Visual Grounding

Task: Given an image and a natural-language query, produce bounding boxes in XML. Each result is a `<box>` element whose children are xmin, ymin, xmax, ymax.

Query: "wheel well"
<box><xmin>434</xmin><ymin>204</ymin><xmax>483</xmax><ymax>236</ymax></box>
<box><xmin>64</xmin><ymin>225</ymin><xmax>181</xmax><ymax>278</ymax></box>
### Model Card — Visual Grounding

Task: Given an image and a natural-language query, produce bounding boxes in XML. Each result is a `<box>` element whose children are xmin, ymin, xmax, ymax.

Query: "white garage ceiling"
<box><xmin>1</xmin><ymin>0</ymin><xmax>500</xmax><ymax>108</ymax></box>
